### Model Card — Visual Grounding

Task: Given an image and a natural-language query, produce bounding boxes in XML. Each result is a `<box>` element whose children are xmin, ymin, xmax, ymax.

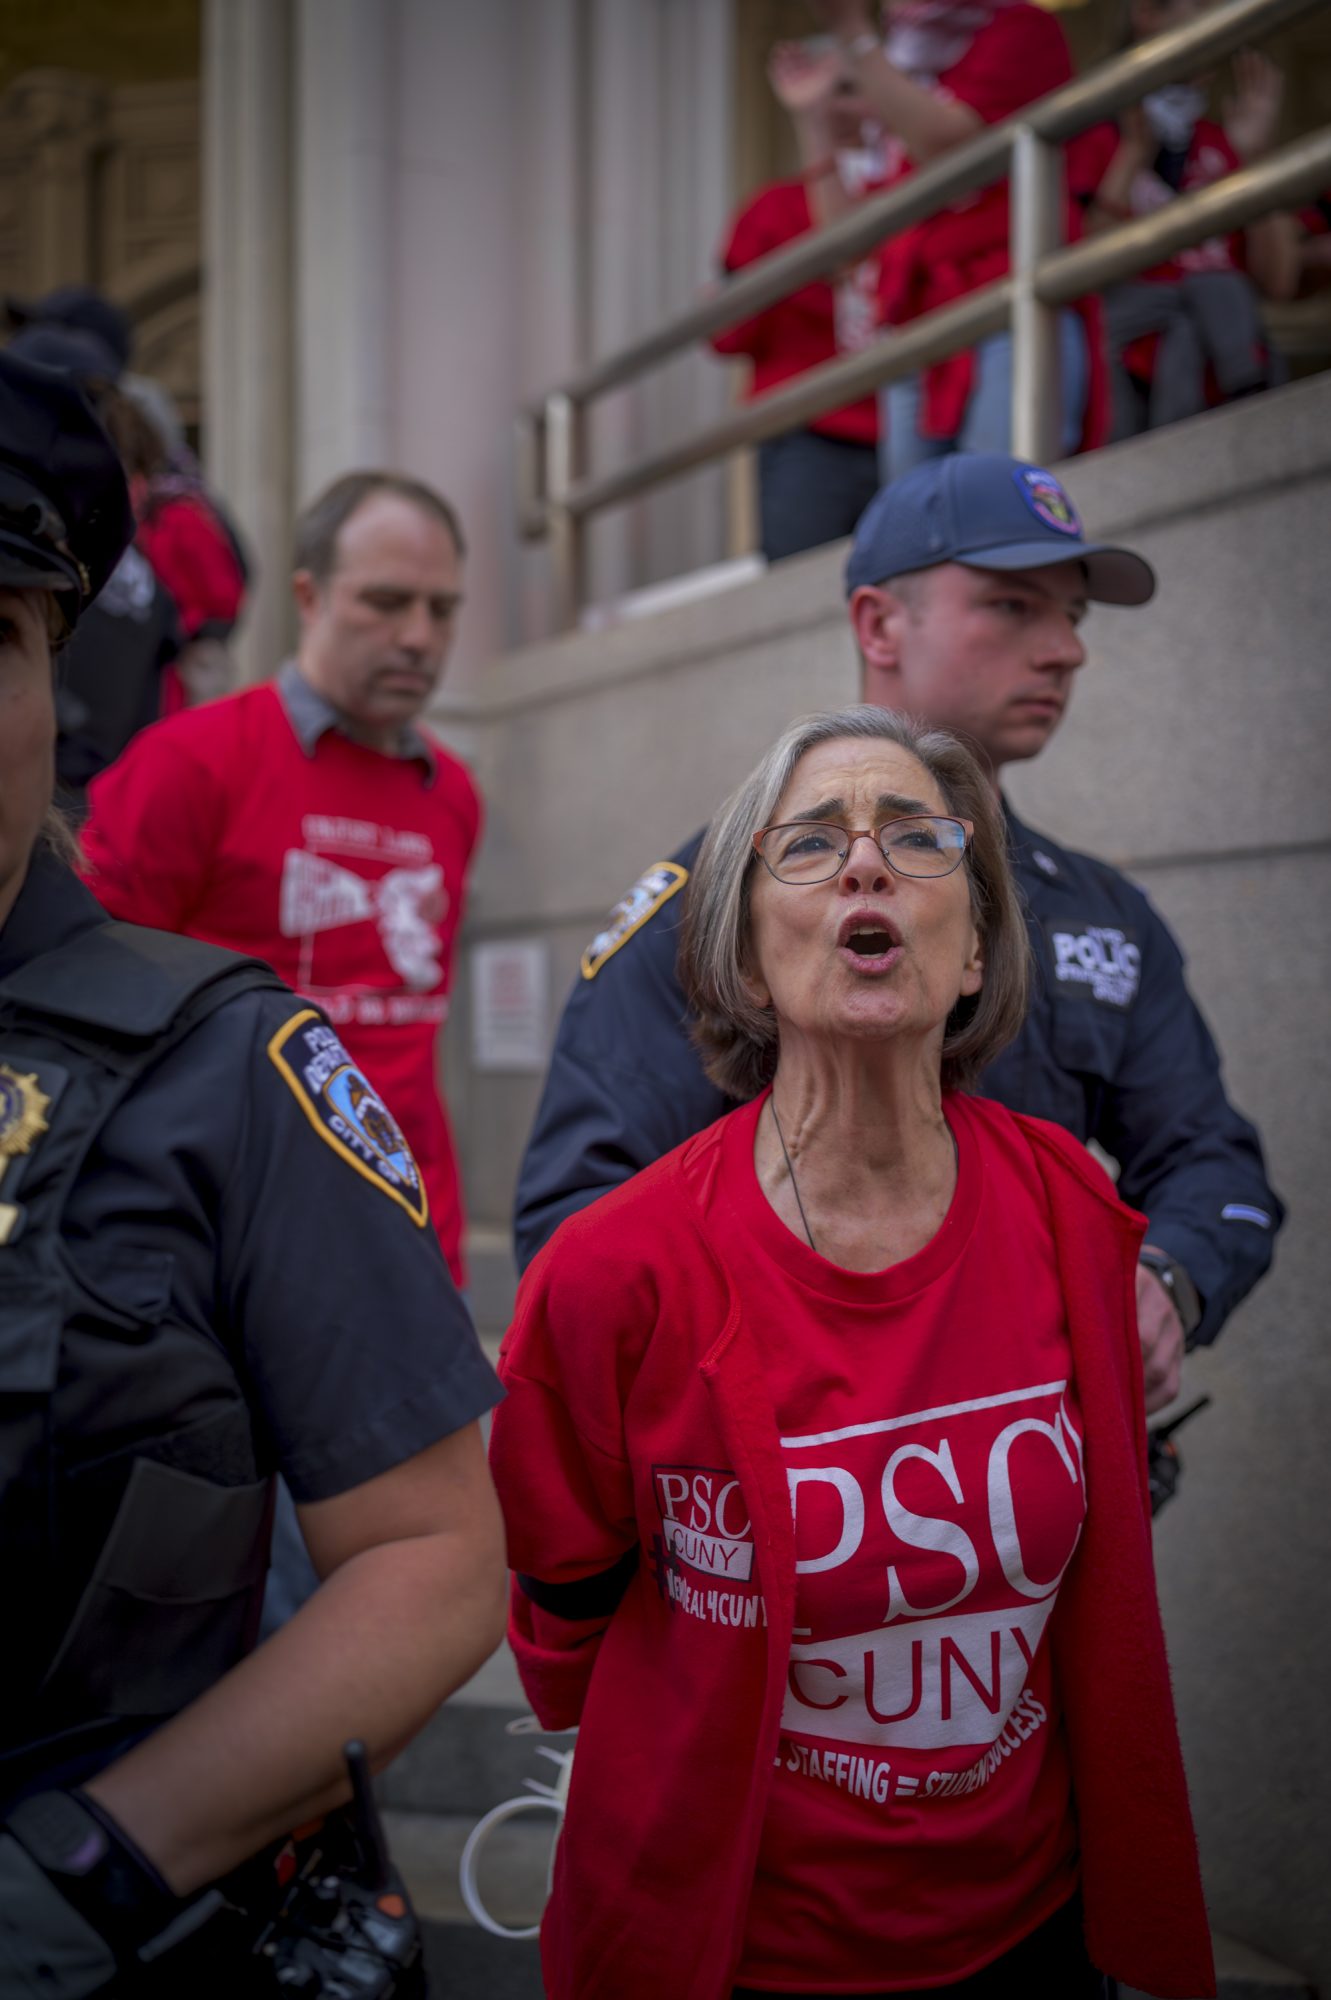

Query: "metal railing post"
<box><xmin>1010</xmin><ymin>124</ymin><xmax>1064</xmax><ymax>464</ymax></box>
<box><xmin>544</xmin><ymin>391</ymin><xmax>583</xmax><ymax>630</ymax></box>
<box><xmin>515</xmin><ymin>410</ymin><xmax>545</xmax><ymax>544</ymax></box>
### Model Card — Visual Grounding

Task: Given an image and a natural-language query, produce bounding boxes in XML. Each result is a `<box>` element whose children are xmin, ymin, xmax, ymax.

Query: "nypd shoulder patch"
<box><xmin>267</xmin><ymin>1009</ymin><xmax>429</xmax><ymax>1227</ymax></box>
<box><xmin>580</xmin><ymin>861</ymin><xmax>689</xmax><ymax>980</ymax></box>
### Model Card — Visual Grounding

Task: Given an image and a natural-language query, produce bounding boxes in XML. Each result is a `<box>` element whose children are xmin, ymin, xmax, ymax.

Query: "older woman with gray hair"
<box><xmin>490</xmin><ymin>707</ymin><xmax>1213</xmax><ymax>2000</ymax></box>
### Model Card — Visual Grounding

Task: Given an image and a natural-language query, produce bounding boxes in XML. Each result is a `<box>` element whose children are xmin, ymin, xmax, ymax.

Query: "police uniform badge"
<box><xmin>0</xmin><ymin>1064</ymin><xmax>52</xmax><ymax>1244</ymax></box>
<box><xmin>1013</xmin><ymin>466</ymin><xmax>1082</xmax><ymax>538</ymax></box>
<box><xmin>0</xmin><ymin>1065</ymin><xmax>50</xmax><ymax>1166</ymax></box>
<box><xmin>267</xmin><ymin>1010</ymin><xmax>429</xmax><ymax>1226</ymax></box>
<box><xmin>581</xmin><ymin>862</ymin><xmax>689</xmax><ymax>980</ymax></box>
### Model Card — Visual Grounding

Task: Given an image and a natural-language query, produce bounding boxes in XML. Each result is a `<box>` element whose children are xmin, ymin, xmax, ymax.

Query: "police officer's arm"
<box><xmin>1097</xmin><ymin>892</ymin><xmax>1284</xmax><ymax>1351</ymax></box>
<box><xmin>84</xmin><ymin>1425</ymin><xmax>506</xmax><ymax>1896</ymax></box>
<box><xmin>85</xmin><ymin>995</ymin><xmax>508</xmax><ymax>1896</ymax></box>
<box><xmin>514</xmin><ymin>838</ymin><xmax>730</xmax><ymax>1270</ymax></box>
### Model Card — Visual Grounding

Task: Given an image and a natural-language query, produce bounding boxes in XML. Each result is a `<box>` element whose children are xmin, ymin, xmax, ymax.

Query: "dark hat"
<box><xmin>7</xmin><ymin>321</ymin><xmax>121</xmax><ymax>386</ymax></box>
<box><xmin>0</xmin><ymin>351</ymin><xmax>134</xmax><ymax>623</ymax></box>
<box><xmin>4</xmin><ymin>284</ymin><xmax>132</xmax><ymax>377</ymax></box>
<box><xmin>845</xmin><ymin>453</ymin><xmax>1156</xmax><ymax>606</ymax></box>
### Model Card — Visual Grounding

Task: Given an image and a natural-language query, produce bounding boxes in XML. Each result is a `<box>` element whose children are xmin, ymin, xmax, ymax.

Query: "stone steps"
<box><xmin>384</xmin><ymin>1806</ymin><xmax>547</xmax><ymax>1999</ymax></box>
<box><xmin>377</xmin><ymin>1641</ymin><xmax>557</xmax><ymax>1999</ymax></box>
<box><xmin>1123</xmin><ymin>1933</ymin><xmax>1318</xmax><ymax>2000</ymax></box>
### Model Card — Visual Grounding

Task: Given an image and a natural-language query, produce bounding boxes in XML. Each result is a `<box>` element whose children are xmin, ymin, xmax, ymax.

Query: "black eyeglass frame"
<box><xmin>752</xmin><ymin>814</ymin><xmax>974</xmax><ymax>885</ymax></box>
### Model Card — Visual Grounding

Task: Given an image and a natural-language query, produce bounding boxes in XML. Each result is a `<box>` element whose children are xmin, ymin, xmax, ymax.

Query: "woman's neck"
<box><xmin>755</xmin><ymin>1035</ymin><xmax>958</xmax><ymax>1274</ymax></box>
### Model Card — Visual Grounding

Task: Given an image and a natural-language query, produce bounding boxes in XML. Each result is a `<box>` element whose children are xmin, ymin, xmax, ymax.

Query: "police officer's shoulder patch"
<box><xmin>266</xmin><ymin>1009</ymin><xmax>429</xmax><ymax>1227</ymax></box>
<box><xmin>1043</xmin><ymin>918</ymin><xmax>1141</xmax><ymax>1010</ymax></box>
<box><xmin>580</xmin><ymin>861</ymin><xmax>689</xmax><ymax>980</ymax></box>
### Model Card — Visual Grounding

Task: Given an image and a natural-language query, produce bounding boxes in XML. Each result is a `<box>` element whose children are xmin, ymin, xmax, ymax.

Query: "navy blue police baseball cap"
<box><xmin>7</xmin><ymin>321</ymin><xmax>121</xmax><ymax>386</ymax></box>
<box><xmin>845</xmin><ymin>453</ymin><xmax>1156</xmax><ymax>606</ymax></box>
<box><xmin>0</xmin><ymin>351</ymin><xmax>134</xmax><ymax>624</ymax></box>
<box><xmin>4</xmin><ymin>283</ymin><xmax>132</xmax><ymax>378</ymax></box>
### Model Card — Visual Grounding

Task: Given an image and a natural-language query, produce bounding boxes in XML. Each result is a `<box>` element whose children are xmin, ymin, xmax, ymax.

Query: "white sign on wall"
<box><xmin>470</xmin><ymin>939</ymin><xmax>551</xmax><ymax>1073</ymax></box>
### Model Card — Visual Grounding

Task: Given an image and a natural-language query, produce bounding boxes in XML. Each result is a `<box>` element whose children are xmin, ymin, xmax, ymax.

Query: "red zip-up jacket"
<box><xmin>491</xmin><ymin>1094</ymin><xmax>1214</xmax><ymax>2000</ymax></box>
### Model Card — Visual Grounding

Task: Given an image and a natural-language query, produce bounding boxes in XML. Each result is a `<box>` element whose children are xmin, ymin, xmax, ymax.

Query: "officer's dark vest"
<box><xmin>0</xmin><ymin>918</ymin><xmax>286</xmax><ymax>1798</ymax></box>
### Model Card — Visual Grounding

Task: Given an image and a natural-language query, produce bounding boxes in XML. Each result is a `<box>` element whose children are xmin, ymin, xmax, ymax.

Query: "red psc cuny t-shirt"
<box><xmin>717</xmin><ymin>1090</ymin><xmax>1085</xmax><ymax>1992</ymax></box>
<box><xmin>80</xmin><ymin>683</ymin><xmax>480</xmax><ymax>1282</ymax></box>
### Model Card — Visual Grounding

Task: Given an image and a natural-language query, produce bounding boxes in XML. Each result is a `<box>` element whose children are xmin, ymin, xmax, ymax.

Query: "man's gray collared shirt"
<box><xmin>276</xmin><ymin>660</ymin><xmax>436</xmax><ymax>781</ymax></box>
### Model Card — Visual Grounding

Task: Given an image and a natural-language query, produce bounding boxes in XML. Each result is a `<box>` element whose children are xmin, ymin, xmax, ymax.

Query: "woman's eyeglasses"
<box><xmin>752</xmin><ymin>815</ymin><xmax>973</xmax><ymax>885</ymax></box>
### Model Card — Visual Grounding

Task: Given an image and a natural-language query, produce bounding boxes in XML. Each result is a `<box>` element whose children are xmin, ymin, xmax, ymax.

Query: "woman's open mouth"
<box><xmin>837</xmin><ymin>913</ymin><xmax>902</xmax><ymax>971</ymax></box>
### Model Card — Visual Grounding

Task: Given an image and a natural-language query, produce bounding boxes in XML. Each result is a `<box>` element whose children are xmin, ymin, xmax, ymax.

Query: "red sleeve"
<box><xmin>489</xmin><ymin>1221</ymin><xmax>648</xmax><ymax>1729</ymax></box>
<box><xmin>137</xmin><ymin>496</ymin><xmax>245</xmax><ymax>640</ymax></box>
<box><xmin>941</xmin><ymin>4</ymin><xmax>1073</xmax><ymax>126</ymax></box>
<box><xmin>80</xmin><ymin>716</ymin><xmax>225</xmax><ymax>932</ymax></box>
<box><xmin>429</xmin><ymin>745</ymin><xmax>483</xmax><ymax>862</ymax></box>
<box><xmin>1069</xmin><ymin>120</ymin><xmax>1121</xmax><ymax>203</ymax></box>
<box><xmin>455</xmin><ymin>756</ymin><xmax>484</xmax><ymax>860</ymax></box>
<box><xmin>710</xmin><ymin>183</ymin><xmax>806</xmax><ymax>357</ymax></box>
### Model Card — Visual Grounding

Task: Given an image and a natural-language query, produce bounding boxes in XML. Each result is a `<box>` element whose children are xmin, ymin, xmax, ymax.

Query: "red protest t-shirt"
<box><xmin>875</xmin><ymin>4</ymin><xmax>1075</xmax><ymax>301</ymax></box>
<box><xmin>874</xmin><ymin>6</ymin><xmax>1096</xmax><ymax>443</ymax></box>
<box><xmin>718</xmin><ymin>1090</ymin><xmax>1085</xmax><ymax>1992</ymax></box>
<box><xmin>136</xmin><ymin>492</ymin><xmax>246</xmax><ymax>640</ymax></box>
<box><xmin>1079</xmin><ymin>117</ymin><xmax>1246</xmax><ymax>283</ymax></box>
<box><xmin>711</xmin><ymin>179</ymin><xmax>881</xmax><ymax>447</ymax></box>
<box><xmin>80</xmin><ymin>682</ymin><xmax>480</xmax><ymax>1282</ymax></box>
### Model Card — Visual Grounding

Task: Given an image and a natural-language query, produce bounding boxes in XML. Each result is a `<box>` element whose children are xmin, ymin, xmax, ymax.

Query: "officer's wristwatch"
<box><xmin>1139</xmin><ymin>1247</ymin><xmax>1203</xmax><ymax>1348</ymax></box>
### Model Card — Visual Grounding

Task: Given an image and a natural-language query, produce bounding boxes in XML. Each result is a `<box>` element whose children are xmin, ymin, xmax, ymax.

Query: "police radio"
<box><xmin>1147</xmin><ymin>1395</ymin><xmax>1211</xmax><ymax>1516</ymax></box>
<box><xmin>250</xmin><ymin>1741</ymin><xmax>426</xmax><ymax>1996</ymax></box>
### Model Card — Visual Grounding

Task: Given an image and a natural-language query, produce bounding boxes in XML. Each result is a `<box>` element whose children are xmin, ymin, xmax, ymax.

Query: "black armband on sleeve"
<box><xmin>517</xmin><ymin>1545</ymin><xmax>640</xmax><ymax>1621</ymax></box>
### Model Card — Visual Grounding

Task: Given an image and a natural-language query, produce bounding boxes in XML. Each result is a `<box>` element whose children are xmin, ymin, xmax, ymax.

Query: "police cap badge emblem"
<box><xmin>0</xmin><ymin>1065</ymin><xmax>51</xmax><ymax>1169</ymax></box>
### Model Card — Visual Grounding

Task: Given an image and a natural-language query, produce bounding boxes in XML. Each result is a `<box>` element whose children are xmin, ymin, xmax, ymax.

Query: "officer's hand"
<box><xmin>1136</xmin><ymin>1263</ymin><xmax>1185</xmax><ymax>1414</ymax></box>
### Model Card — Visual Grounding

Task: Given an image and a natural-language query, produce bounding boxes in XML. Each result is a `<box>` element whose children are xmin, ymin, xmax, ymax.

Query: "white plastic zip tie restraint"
<box><xmin>458</xmin><ymin>1718</ymin><xmax>576</xmax><ymax>1940</ymax></box>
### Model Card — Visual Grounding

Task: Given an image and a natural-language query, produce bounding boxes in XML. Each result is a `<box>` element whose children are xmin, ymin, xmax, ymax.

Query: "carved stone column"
<box><xmin>202</xmin><ymin>0</ymin><xmax>295</xmax><ymax>684</ymax></box>
<box><xmin>292</xmin><ymin>0</ymin><xmax>395</xmax><ymax>499</ymax></box>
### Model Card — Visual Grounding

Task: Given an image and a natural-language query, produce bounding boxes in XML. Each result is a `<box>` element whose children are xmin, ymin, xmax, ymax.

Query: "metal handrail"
<box><xmin>520</xmin><ymin>0</ymin><xmax>1331</xmax><ymax>621</ymax></box>
<box><xmin>556</xmin><ymin>128</ymin><xmax>1331</xmax><ymax>521</ymax></box>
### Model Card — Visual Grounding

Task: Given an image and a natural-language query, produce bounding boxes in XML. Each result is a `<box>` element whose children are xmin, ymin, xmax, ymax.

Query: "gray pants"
<box><xmin>1104</xmin><ymin>269</ymin><xmax>1267</xmax><ymax>438</ymax></box>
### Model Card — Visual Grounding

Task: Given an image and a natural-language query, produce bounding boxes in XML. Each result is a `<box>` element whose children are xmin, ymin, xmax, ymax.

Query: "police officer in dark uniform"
<box><xmin>516</xmin><ymin>453</ymin><xmax>1282</xmax><ymax>1406</ymax></box>
<box><xmin>0</xmin><ymin>354</ymin><xmax>506</xmax><ymax>1992</ymax></box>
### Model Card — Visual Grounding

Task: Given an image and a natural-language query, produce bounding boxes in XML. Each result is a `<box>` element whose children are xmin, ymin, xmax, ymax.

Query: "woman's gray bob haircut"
<box><xmin>679</xmin><ymin>706</ymin><xmax>1030</xmax><ymax>1101</ymax></box>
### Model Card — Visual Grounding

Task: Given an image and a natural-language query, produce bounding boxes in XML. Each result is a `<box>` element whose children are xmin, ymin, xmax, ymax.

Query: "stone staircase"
<box><xmin>1123</xmin><ymin>1938</ymin><xmax>1319</xmax><ymax>2000</ymax></box>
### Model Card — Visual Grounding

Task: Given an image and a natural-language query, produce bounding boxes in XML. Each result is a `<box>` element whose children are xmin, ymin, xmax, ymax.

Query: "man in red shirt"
<box><xmin>1083</xmin><ymin>13</ymin><xmax>1287</xmax><ymax>439</ymax></box>
<box><xmin>711</xmin><ymin>52</ymin><xmax>887</xmax><ymax>562</ymax></box>
<box><xmin>81</xmin><ymin>471</ymin><xmax>480</xmax><ymax>1289</ymax></box>
<box><xmin>809</xmin><ymin>0</ymin><xmax>1101</xmax><ymax>473</ymax></box>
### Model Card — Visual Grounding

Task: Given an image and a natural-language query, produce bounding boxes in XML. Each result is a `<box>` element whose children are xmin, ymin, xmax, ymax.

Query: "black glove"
<box><xmin>2</xmin><ymin>1789</ymin><xmax>215</xmax><ymax>1983</ymax></box>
